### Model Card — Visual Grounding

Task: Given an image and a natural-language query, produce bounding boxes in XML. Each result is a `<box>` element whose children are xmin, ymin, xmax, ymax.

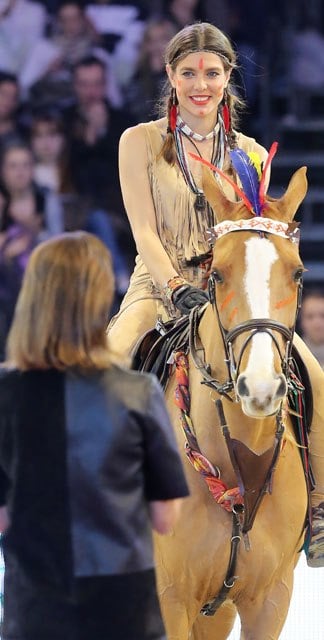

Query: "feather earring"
<box><xmin>168</xmin><ymin>88</ymin><xmax>178</xmax><ymax>134</ymax></box>
<box><xmin>222</xmin><ymin>88</ymin><xmax>231</xmax><ymax>134</ymax></box>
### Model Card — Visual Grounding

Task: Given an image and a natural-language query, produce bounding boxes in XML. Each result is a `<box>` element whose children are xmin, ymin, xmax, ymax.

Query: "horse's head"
<box><xmin>202</xmin><ymin>164</ymin><xmax>308</xmax><ymax>418</ymax></box>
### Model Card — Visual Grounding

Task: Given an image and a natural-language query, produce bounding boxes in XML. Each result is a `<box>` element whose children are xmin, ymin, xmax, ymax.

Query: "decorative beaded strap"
<box><xmin>206</xmin><ymin>218</ymin><xmax>300</xmax><ymax>244</ymax></box>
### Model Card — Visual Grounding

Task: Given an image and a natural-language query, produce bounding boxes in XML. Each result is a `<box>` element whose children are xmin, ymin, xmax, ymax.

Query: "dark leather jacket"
<box><xmin>0</xmin><ymin>366</ymin><xmax>189</xmax><ymax>591</ymax></box>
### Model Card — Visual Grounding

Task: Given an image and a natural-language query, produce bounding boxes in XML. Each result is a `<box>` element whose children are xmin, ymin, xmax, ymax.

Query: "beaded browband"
<box><xmin>206</xmin><ymin>218</ymin><xmax>300</xmax><ymax>244</ymax></box>
<box><xmin>169</xmin><ymin>49</ymin><xmax>234</xmax><ymax>68</ymax></box>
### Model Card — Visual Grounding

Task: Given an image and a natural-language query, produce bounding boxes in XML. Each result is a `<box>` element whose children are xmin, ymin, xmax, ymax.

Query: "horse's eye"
<box><xmin>293</xmin><ymin>267</ymin><xmax>304</xmax><ymax>282</ymax></box>
<box><xmin>212</xmin><ymin>270</ymin><xmax>223</xmax><ymax>284</ymax></box>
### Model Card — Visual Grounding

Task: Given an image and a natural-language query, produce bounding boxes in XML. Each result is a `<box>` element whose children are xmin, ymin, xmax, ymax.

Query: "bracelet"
<box><xmin>163</xmin><ymin>276</ymin><xmax>187</xmax><ymax>303</ymax></box>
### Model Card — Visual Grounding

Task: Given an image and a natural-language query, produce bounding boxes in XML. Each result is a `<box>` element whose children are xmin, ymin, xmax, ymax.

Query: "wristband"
<box><xmin>163</xmin><ymin>276</ymin><xmax>187</xmax><ymax>303</ymax></box>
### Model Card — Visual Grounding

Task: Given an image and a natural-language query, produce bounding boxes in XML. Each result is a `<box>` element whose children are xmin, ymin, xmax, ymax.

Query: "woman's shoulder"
<box><xmin>120</xmin><ymin>118</ymin><xmax>166</xmax><ymax>145</ymax></box>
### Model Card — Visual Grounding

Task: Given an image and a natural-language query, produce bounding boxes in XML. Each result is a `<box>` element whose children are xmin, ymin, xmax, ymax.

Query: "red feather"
<box><xmin>222</xmin><ymin>102</ymin><xmax>231</xmax><ymax>133</ymax></box>
<box><xmin>170</xmin><ymin>104</ymin><xmax>177</xmax><ymax>132</ymax></box>
<box><xmin>259</xmin><ymin>142</ymin><xmax>278</xmax><ymax>210</ymax></box>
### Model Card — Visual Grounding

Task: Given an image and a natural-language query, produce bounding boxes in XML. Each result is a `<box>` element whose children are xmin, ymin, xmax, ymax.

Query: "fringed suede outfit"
<box><xmin>0</xmin><ymin>367</ymin><xmax>189</xmax><ymax>640</ymax></box>
<box><xmin>109</xmin><ymin>121</ymin><xmax>264</xmax><ymax>351</ymax></box>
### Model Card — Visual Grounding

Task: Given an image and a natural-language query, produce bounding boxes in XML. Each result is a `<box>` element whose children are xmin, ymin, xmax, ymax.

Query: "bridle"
<box><xmin>190</xmin><ymin>222</ymin><xmax>303</xmax><ymax>400</ymax></box>
<box><xmin>207</xmin><ymin>272</ymin><xmax>303</xmax><ymax>390</ymax></box>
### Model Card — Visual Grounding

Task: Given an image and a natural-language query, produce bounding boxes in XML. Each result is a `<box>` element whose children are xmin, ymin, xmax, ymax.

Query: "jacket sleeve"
<box><xmin>141</xmin><ymin>375</ymin><xmax>190</xmax><ymax>501</ymax></box>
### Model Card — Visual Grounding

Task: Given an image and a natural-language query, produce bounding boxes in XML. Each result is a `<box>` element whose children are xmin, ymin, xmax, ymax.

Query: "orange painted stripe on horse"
<box><xmin>220</xmin><ymin>290</ymin><xmax>235</xmax><ymax>310</ymax></box>
<box><xmin>228</xmin><ymin>307</ymin><xmax>239</xmax><ymax>322</ymax></box>
<box><xmin>274</xmin><ymin>292</ymin><xmax>296</xmax><ymax>309</ymax></box>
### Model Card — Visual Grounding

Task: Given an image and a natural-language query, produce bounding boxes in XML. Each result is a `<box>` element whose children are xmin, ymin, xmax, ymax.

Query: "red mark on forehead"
<box><xmin>199</xmin><ymin>57</ymin><xmax>204</xmax><ymax>70</ymax></box>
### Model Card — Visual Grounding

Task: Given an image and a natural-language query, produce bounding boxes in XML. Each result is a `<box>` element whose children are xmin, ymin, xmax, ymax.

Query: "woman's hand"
<box><xmin>172</xmin><ymin>284</ymin><xmax>209</xmax><ymax>314</ymax></box>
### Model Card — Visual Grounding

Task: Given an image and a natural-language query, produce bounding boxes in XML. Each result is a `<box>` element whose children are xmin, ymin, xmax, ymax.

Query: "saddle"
<box><xmin>132</xmin><ymin>315</ymin><xmax>190</xmax><ymax>390</ymax></box>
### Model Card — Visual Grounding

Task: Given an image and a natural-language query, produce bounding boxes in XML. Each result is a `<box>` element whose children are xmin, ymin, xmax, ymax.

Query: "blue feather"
<box><xmin>229</xmin><ymin>148</ymin><xmax>262</xmax><ymax>215</ymax></box>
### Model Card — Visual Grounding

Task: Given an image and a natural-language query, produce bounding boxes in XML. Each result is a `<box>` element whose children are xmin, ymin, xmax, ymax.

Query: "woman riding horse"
<box><xmin>108</xmin><ymin>22</ymin><xmax>324</xmax><ymax>568</ymax></box>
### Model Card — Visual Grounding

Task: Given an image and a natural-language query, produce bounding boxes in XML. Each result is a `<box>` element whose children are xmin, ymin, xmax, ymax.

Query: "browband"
<box><xmin>206</xmin><ymin>218</ymin><xmax>300</xmax><ymax>244</ymax></box>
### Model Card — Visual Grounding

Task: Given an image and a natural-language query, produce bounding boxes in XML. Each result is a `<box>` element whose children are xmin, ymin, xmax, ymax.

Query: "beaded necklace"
<box><xmin>176</xmin><ymin>114</ymin><xmax>217</xmax><ymax>141</ymax></box>
<box><xmin>174</xmin><ymin>114</ymin><xmax>226</xmax><ymax>222</ymax></box>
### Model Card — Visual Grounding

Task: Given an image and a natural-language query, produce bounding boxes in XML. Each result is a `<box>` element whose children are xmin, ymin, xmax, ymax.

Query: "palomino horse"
<box><xmin>154</xmin><ymin>165</ymin><xmax>310</xmax><ymax>639</ymax></box>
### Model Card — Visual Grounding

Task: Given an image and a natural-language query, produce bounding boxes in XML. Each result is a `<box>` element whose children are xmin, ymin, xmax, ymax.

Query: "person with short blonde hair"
<box><xmin>0</xmin><ymin>231</ymin><xmax>189</xmax><ymax>640</ymax></box>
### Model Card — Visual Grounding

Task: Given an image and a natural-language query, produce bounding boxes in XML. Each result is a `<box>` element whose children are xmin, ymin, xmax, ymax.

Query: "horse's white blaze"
<box><xmin>238</xmin><ymin>237</ymin><xmax>284</xmax><ymax>414</ymax></box>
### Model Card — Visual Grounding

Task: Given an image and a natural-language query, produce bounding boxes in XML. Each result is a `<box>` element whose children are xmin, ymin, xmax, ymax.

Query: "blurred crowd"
<box><xmin>0</xmin><ymin>0</ymin><xmax>324</xmax><ymax>358</ymax></box>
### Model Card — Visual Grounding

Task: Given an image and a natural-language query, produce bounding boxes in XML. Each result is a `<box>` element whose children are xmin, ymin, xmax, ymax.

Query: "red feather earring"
<box><xmin>222</xmin><ymin>88</ymin><xmax>231</xmax><ymax>134</ymax></box>
<box><xmin>168</xmin><ymin>88</ymin><xmax>178</xmax><ymax>134</ymax></box>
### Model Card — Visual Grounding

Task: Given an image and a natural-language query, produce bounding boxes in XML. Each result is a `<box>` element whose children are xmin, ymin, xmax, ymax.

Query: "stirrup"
<box><xmin>306</xmin><ymin>502</ymin><xmax>324</xmax><ymax>568</ymax></box>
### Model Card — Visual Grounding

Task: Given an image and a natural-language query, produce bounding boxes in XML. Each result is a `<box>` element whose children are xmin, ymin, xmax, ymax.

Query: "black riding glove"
<box><xmin>172</xmin><ymin>285</ymin><xmax>209</xmax><ymax>315</ymax></box>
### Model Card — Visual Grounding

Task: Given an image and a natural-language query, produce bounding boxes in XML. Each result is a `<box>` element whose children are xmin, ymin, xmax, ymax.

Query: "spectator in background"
<box><xmin>85</xmin><ymin>0</ymin><xmax>148</xmax><ymax>90</ymax></box>
<box><xmin>0</xmin><ymin>139</ymin><xmax>64</xmax><ymax>355</ymax></box>
<box><xmin>0</xmin><ymin>231</ymin><xmax>189</xmax><ymax>640</ymax></box>
<box><xmin>0</xmin><ymin>139</ymin><xmax>63</xmax><ymax>241</ymax></box>
<box><xmin>0</xmin><ymin>72</ymin><xmax>27</xmax><ymax>151</ymax></box>
<box><xmin>299</xmin><ymin>288</ymin><xmax>324</xmax><ymax>369</ymax></box>
<box><xmin>24</xmin><ymin>1</ymin><xmax>100</xmax><ymax>108</ymax></box>
<box><xmin>0</xmin><ymin>0</ymin><xmax>47</xmax><ymax>82</ymax></box>
<box><xmin>29</xmin><ymin>111</ymin><xmax>72</xmax><ymax>194</ymax></box>
<box><xmin>162</xmin><ymin>0</ymin><xmax>203</xmax><ymax>29</ymax></box>
<box><xmin>30</xmin><ymin>109</ymin><xmax>130</xmax><ymax>310</ymax></box>
<box><xmin>61</xmin><ymin>56</ymin><xmax>134</xmax><ymax>300</ymax></box>
<box><xmin>18</xmin><ymin>1</ymin><xmax>123</xmax><ymax>108</ymax></box>
<box><xmin>62</xmin><ymin>55</ymin><xmax>133</xmax><ymax>215</ymax></box>
<box><xmin>124</xmin><ymin>17</ymin><xmax>176</xmax><ymax>122</ymax></box>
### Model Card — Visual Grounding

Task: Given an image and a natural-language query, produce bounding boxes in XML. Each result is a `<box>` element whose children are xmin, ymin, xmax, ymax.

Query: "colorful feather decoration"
<box><xmin>259</xmin><ymin>141</ymin><xmax>278</xmax><ymax>209</ymax></box>
<box><xmin>189</xmin><ymin>141</ymin><xmax>279</xmax><ymax>217</ymax></box>
<box><xmin>230</xmin><ymin>148</ymin><xmax>262</xmax><ymax>216</ymax></box>
<box><xmin>188</xmin><ymin>152</ymin><xmax>253</xmax><ymax>211</ymax></box>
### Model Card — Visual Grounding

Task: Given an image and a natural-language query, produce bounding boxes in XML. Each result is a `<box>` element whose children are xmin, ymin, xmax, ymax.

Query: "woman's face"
<box><xmin>167</xmin><ymin>51</ymin><xmax>230</xmax><ymax>124</ymax></box>
<box><xmin>1</xmin><ymin>148</ymin><xmax>34</xmax><ymax>192</ymax></box>
<box><xmin>57</xmin><ymin>4</ymin><xmax>85</xmax><ymax>38</ymax></box>
<box><xmin>31</xmin><ymin>122</ymin><xmax>65</xmax><ymax>163</ymax></box>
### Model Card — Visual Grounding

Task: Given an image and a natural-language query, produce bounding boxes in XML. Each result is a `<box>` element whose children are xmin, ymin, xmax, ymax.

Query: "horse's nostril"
<box><xmin>237</xmin><ymin>375</ymin><xmax>249</xmax><ymax>397</ymax></box>
<box><xmin>276</xmin><ymin>375</ymin><xmax>287</xmax><ymax>398</ymax></box>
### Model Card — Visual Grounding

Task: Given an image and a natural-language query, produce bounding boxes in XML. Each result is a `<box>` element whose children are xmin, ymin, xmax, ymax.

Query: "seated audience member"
<box><xmin>20</xmin><ymin>1</ymin><xmax>122</xmax><ymax>109</ymax></box>
<box><xmin>0</xmin><ymin>0</ymin><xmax>47</xmax><ymax>82</ymax></box>
<box><xmin>62</xmin><ymin>55</ymin><xmax>134</xmax><ymax>296</ymax></box>
<box><xmin>0</xmin><ymin>139</ymin><xmax>63</xmax><ymax>240</ymax></box>
<box><xmin>85</xmin><ymin>0</ymin><xmax>148</xmax><ymax>89</ymax></box>
<box><xmin>124</xmin><ymin>17</ymin><xmax>176</xmax><ymax>122</ymax></box>
<box><xmin>22</xmin><ymin>1</ymin><xmax>99</xmax><ymax>107</ymax></box>
<box><xmin>0</xmin><ymin>139</ymin><xmax>64</xmax><ymax>353</ymax></box>
<box><xmin>162</xmin><ymin>0</ymin><xmax>203</xmax><ymax>29</ymax></box>
<box><xmin>299</xmin><ymin>288</ymin><xmax>324</xmax><ymax>369</ymax></box>
<box><xmin>0</xmin><ymin>231</ymin><xmax>189</xmax><ymax>640</ymax></box>
<box><xmin>62</xmin><ymin>56</ymin><xmax>133</xmax><ymax>212</ymax></box>
<box><xmin>30</xmin><ymin>110</ymin><xmax>72</xmax><ymax>194</ymax></box>
<box><xmin>30</xmin><ymin>108</ymin><xmax>130</xmax><ymax>308</ymax></box>
<box><xmin>0</xmin><ymin>72</ymin><xmax>27</xmax><ymax>151</ymax></box>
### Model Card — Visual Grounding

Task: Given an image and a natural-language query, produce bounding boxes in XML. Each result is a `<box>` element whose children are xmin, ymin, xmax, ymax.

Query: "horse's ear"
<box><xmin>271</xmin><ymin>166</ymin><xmax>308</xmax><ymax>222</ymax></box>
<box><xmin>202</xmin><ymin>165</ymin><xmax>243</xmax><ymax>222</ymax></box>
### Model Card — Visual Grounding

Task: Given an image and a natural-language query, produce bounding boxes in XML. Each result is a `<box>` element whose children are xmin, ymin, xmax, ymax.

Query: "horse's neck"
<box><xmin>197</xmin><ymin>304</ymin><xmax>288</xmax><ymax>453</ymax></box>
